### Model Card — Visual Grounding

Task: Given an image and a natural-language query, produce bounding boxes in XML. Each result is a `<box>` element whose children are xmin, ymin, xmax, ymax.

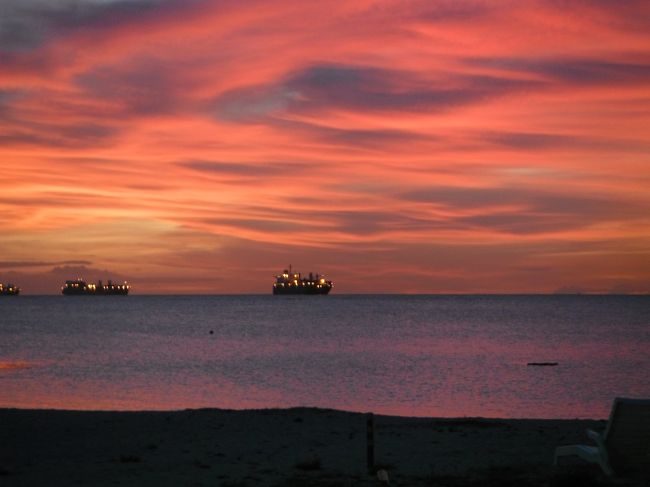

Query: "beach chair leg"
<box><xmin>554</xmin><ymin>445</ymin><xmax>613</xmax><ymax>476</ymax></box>
<box><xmin>597</xmin><ymin>457</ymin><xmax>614</xmax><ymax>476</ymax></box>
<box><xmin>554</xmin><ymin>445</ymin><xmax>598</xmax><ymax>466</ymax></box>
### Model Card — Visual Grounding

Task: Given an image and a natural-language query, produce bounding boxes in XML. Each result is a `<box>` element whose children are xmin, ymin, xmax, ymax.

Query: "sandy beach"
<box><xmin>1</xmin><ymin>407</ymin><xmax>645</xmax><ymax>486</ymax></box>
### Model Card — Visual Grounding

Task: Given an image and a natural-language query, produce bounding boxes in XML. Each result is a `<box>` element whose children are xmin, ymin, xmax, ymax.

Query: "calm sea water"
<box><xmin>1</xmin><ymin>295</ymin><xmax>648</xmax><ymax>418</ymax></box>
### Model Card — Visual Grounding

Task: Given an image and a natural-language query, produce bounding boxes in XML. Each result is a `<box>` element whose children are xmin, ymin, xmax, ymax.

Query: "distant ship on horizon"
<box><xmin>0</xmin><ymin>283</ymin><xmax>20</xmax><ymax>296</ymax></box>
<box><xmin>273</xmin><ymin>267</ymin><xmax>332</xmax><ymax>295</ymax></box>
<box><xmin>62</xmin><ymin>279</ymin><xmax>130</xmax><ymax>296</ymax></box>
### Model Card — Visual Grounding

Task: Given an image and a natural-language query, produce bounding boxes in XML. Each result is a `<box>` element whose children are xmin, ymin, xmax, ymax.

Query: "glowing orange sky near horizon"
<box><xmin>1</xmin><ymin>0</ymin><xmax>649</xmax><ymax>294</ymax></box>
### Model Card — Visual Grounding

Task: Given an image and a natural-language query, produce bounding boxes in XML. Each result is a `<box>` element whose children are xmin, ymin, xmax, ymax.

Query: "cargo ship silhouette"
<box><xmin>273</xmin><ymin>267</ymin><xmax>332</xmax><ymax>295</ymax></box>
<box><xmin>62</xmin><ymin>279</ymin><xmax>130</xmax><ymax>295</ymax></box>
<box><xmin>0</xmin><ymin>283</ymin><xmax>20</xmax><ymax>296</ymax></box>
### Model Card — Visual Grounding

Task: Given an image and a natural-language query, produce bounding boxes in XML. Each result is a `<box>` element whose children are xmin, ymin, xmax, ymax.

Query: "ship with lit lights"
<box><xmin>0</xmin><ymin>283</ymin><xmax>20</xmax><ymax>296</ymax></box>
<box><xmin>273</xmin><ymin>267</ymin><xmax>332</xmax><ymax>295</ymax></box>
<box><xmin>62</xmin><ymin>279</ymin><xmax>130</xmax><ymax>296</ymax></box>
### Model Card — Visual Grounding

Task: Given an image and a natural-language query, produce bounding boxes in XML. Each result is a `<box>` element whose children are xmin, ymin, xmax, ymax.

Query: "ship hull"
<box><xmin>62</xmin><ymin>289</ymin><xmax>129</xmax><ymax>296</ymax></box>
<box><xmin>273</xmin><ymin>286</ymin><xmax>331</xmax><ymax>295</ymax></box>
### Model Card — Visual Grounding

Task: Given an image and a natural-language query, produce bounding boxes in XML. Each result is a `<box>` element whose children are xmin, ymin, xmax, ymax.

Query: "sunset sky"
<box><xmin>1</xmin><ymin>0</ymin><xmax>649</xmax><ymax>294</ymax></box>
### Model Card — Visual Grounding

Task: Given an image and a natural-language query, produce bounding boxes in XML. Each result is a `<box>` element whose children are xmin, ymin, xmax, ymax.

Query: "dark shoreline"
<box><xmin>2</xmin><ymin>407</ymin><xmax>638</xmax><ymax>486</ymax></box>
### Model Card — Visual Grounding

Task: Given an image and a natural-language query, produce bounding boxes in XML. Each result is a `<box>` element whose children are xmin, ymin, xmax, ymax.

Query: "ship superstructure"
<box><xmin>0</xmin><ymin>283</ymin><xmax>20</xmax><ymax>296</ymax></box>
<box><xmin>62</xmin><ymin>279</ymin><xmax>130</xmax><ymax>295</ymax></box>
<box><xmin>273</xmin><ymin>267</ymin><xmax>332</xmax><ymax>295</ymax></box>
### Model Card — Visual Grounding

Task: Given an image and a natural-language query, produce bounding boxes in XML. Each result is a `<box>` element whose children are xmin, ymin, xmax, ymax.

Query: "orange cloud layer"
<box><xmin>1</xmin><ymin>0</ymin><xmax>649</xmax><ymax>293</ymax></box>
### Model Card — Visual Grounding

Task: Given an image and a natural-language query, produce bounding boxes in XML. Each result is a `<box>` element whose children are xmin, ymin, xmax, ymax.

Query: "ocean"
<box><xmin>1</xmin><ymin>295</ymin><xmax>648</xmax><ymax>418</ymax></box>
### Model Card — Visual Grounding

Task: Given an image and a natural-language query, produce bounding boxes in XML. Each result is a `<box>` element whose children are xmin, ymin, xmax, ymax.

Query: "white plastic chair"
<box><xmin>554</xmin><ymin>397</ymin><xmax>650</xmax><ymax>477</ymax></box>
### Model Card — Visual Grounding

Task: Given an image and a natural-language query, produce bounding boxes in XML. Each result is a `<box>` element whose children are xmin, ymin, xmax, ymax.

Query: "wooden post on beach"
<box><xmin>366</xmin><ymin>412</ymin><xmax>375</xmax><ymax>473</ymax></box>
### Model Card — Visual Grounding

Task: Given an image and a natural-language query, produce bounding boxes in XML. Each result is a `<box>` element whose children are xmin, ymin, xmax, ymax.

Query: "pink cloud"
<box><xmin>1</xmin><ymin>0</ymin><xmax>649</xmax><ymax>293</ymax></box>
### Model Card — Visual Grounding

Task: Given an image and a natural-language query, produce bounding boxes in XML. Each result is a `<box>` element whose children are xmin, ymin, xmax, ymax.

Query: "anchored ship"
<box><xmin>62</xmin><ymin>279</ymin><xmax>130</xmax><ymax>296</ymax></box>
<box><xmin>273</xmin><ymin>267</ymin><xmax>332</xmax><ymax>295</ymax></box>
<box><xmin>0</xmin><ymin>283</ymin><xmax>20</xmax><ymax>296</ymax></box>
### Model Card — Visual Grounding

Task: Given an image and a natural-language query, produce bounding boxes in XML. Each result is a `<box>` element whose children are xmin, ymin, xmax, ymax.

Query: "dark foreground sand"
<box><xmin>0</xmin><ymin>408</ymin><xmax>645</xmax><ymax>486</ymax></box>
